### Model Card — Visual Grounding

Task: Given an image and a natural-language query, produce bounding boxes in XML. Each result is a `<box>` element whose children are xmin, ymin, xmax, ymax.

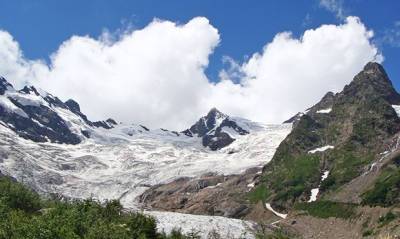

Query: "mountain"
<box><xmin>0</xmin><ymin>76</ymin><xmax>254</xmax><ymax>151</ymax></box>
<box><xmin>257</xmin><ymin>62</ymin><xmax>400</xmax><ymax>213</ymax></box>
<box><xmin>0</xmin><ymin>77</ymin><xmax>291</xmax><ymax>237</ymax></box>
<box><xmin>138</xmin><ymin>62</ymin><xmax>400</xmax><ymax>238</ymax></box>
<box><xmin>2</xmin><ymin>62</ymin><xmax>400</xmax><ymax>238</ymax></box>
<box><xmin>0</xmin><ymin>77</ymin><xmax>117</xmax><ymax>144</ymax></box>
<box><xmin>182</xmin><ymin>108</ymin><xmax>255</xmax><ymax>150</ymax></box>
<box><xmin>0</xmin><ymin>75</ymin><xmax>289</xmax><ymax>204</ymax></box>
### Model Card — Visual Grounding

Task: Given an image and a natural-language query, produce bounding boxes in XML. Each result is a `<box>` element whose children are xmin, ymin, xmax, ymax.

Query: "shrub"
<box><xmin>294</xmin><ymin>201</ymin><xmax>356</xmax><ymax>219</ymax></box>
<box><xmin>0</xmin><ymin>176</ymin><xmax>192</xmax><ymax>239</ymax></box>
<box><xmin>0</xmin><ymin>177</ymin><xmax>41</xmax><ymax>212</ymax></box>
<box><xmin>362</xmin><ymin>168</ymin><xmax>400</xmax><ymax>206</ymax></box>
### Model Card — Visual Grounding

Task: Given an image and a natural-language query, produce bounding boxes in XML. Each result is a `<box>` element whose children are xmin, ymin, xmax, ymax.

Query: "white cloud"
<box><xmin>0</xmin><ymin>31</ymin><xmax>49</xmax><ymax>87</ymax></box>
<box><xmin>0</xmin><ymin>17</ymin><xmax>220</xmax><ymax>130</ymax></box>
<box><xmin>0</xmin><ymin>16</ymin><xmax>382</xmax><ymax>130</ymax></box>
<box><xmin>210</xmin><ymin>17</ymin><xmax>382</xmax><ymax>123</ymax></box>
<box><xmin>319</xmin><ymin>0</ymin><xmax>347</xmax><ymax>20</ymax></box>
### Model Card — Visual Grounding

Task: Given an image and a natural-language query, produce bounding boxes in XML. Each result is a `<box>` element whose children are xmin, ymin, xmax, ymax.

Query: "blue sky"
<box><xmin>1</xmin><ymin>0</ymin><xmax>399</xmax><ymax>85</ymax></box>
<box><xmin>0</xmin><ymin>0</ymin><xmax>399</xmax><ymax>129</ymax></box>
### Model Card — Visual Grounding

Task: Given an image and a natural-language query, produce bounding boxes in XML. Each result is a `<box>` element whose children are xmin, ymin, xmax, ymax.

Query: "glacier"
<box><xmin>0</xmin><ymin>116</ymin><xmax>291</xmax><ymax>237</ymax></box>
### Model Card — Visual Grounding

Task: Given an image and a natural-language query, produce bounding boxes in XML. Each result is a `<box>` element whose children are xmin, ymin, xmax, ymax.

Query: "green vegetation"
<box><xmin>377</xmin><ymin>211</ymin><xmax>397</xmax><ymax>227</ymax></box>
<box><xmin>324</xmin><ymin>145</ymin><xmax>375</xmax><ymax>191</ymax></box>
<box><xmin>362</xmin><ymin>229</ymin><xmax>374</xmax><ymax>237</ymax></box>
<box><xmin>0</xmin><ymin>176</ymin><xmax>196</xmax><ymax>239</ymax></box>
<box><xmin>362</xmin><ymin>167</ymin><xmax>400</xmax><ymax>207</ymax></box>
<box><xmin>294</xmin><ymin>201</ymin><xmax>357</xmax><ymax>219</ymax></box>
<box><xmin>257</xmin><ymin>65</ymin><xmax>400</xmax><ymax>210</ymax></box>
<box><xmin>248</xmin><ymin>184</ymin><xmax>270</xmax><ymax>203</ymax></box>
<box><xmin>261</xmin><ymin>154</ymin><xmax>320</xmax><ymax>204</ymax></box>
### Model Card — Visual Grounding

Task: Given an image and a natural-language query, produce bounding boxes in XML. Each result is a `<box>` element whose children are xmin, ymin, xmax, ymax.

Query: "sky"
<box><xmin>0</xmin><ymin>0</ymin><xmax>399</xmax><ymax>130</ymax></box>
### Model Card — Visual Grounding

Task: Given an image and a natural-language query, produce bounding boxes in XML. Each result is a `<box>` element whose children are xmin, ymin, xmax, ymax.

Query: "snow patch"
<box><xmin>321</xmin><ymin>170</ymin><xmax>329</xmax><ymax>181</ymax></box>
<box><xmin>7</xmin><ymin>91</ymin><xmax>47</xmax><ymax>107</ymax></box>
<box><xmin>0</xmin><ymin>95</ymin><xmax>29</xmax><ymax>118</ymax></box>
<box><xmin>308</xmin><ymin>170</ymin><xmax>329</xmax><ymax>202</ymax></box>
<box><xmin>308</xmin><ymin>145</ymin><xmax>334</xmax><ymax>154</ymax></box>
<box><xmin>308</xmin><ymin>188</ymin><xmax>319</xmax><ymax>203</ymax></box>
<box><xmin>206</xmin><ymin>183</ymin><xmax>222</xmax><ymax>189</ymax></box>
<box><xmin>316</xmin><ymin>108</ymin><xmax>332</xmax><ymax>114</ymax></box>
<box><xmin>230</xmin><ymin>117</ymin><xmax>266</xmax><ymax>132</ymax></box>
<box><xmin>247</xmin><ymin>182</ymin><xmax>255</xmax><ymax>188</ymax></box>
<box><xmin>392</xmin><ymin>105</ymin><xmax>400</xmax><ymax>117</ymax></box>
<box><xmin>265</xmin><ymin>203</ymin><xmax>287</xmax><ymax>219</ymax></box>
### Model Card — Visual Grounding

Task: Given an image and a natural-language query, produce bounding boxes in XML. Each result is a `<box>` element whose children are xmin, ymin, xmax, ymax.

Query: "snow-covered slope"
<box><xmin>0</xmin><ymin>76</ymin><xmax>292</xmax><ymax>238</ymax></box>
<box><xmin>0</xmin><ymin>116</ymin><xmax>290</xmax><ymax>237</ymax></box>
<box><xmin>0</xmin><ymin>121</ymin><xmax>291</xmax><ymax>209</ymax></box>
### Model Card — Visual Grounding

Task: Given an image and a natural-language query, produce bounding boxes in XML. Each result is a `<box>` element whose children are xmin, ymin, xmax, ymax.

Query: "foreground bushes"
<box><xmin>0</xmin><ymin>176</ymin><xmax>193</xmax><ymax>239</ymax></box>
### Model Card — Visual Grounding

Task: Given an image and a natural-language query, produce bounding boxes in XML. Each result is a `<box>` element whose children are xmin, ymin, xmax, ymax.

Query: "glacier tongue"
<box><xmin>146</xmin><ymin>211</ymin><xmax>257</xmax><ymax>239</ymax></box>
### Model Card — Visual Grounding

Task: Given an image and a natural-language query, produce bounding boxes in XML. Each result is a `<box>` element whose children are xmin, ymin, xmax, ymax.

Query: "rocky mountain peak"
<box><xmin>19</xmin><ymin>86</ymin><xmax>41</xmax><ymax>96</ymax></box>
<box><xmin>346</xmin><ymin>62</ymin><xmax>400</xmax><ymax>104</ymax></box>
<box><xmin>362</xmin><ymin>61</ymin><xmax>387</xmax><ymax>75</ymax></box>
<box><xmin>206</xmin><ymin>107</ymin><xmax>226</xmax><ymax>120</ymax></box>
<box><xmin>183</xmin><ymin>108</ymin><xmax>227</xmax><ymax>138</ymax></box>
<box><xmin>182</xmin><ymin>108</ymin><xmax>250</xmax><ymax>150</ymax></box>
<box><xmin>0</xmin><ymin>76</ymin><xmax>119</xmax><ymax>144</ymax></box>
<box><xmin>106</xmin><ymin>118</ymin><xmax>118</xmax><ymax>125</ymax></box>
<box><xmin>65</xmin><ymin>99</ymin><xmax>81</xmax><ymax>113</ymax></box>
<box><xmin>320</xmin><ymin>91</ymin><xmax>335</xmax><ymax>102</ymax></box>
<box><xmin>0</xmin><ymin>76</ymin><xmax>13</xmax><ymax>95</ymax></box>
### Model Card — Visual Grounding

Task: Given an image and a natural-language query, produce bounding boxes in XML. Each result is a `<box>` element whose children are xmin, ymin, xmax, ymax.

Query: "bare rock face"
<box><xmin>140</xmin><ymin>168</ymin><xmax>263</xmax><ymax>218</ymax></box>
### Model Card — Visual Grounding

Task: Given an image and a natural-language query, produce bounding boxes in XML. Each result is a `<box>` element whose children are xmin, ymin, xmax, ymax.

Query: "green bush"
<box><xmin>362</xmin><ymin>168</ymin><xmax>400</xmax><ymax>206</ymax></box>
<box><xmin>0</xmin><ymin>177</ymin><xmax>41</xmax><ymax>212</ymax></box>
<box><xmin>362</xmin><ymin>229</ymin><xmax>373</xmax><ymax>237</ymax></box>
<box><xmin>248</xmin><ymin>185</ymin><xmax>270</xmax><ymax>203</ymax></box>
<box><xmin>0</xmin><ymin>176</ymin><xmax>192</xmax><ymax>239</ymax></box>
<box><xmin>377</xmin><ymin>211</ymin><xmax>397</xmax><ymax>227</ymax></box>
<box><xmin>294</xmin><ymin>201</ymin><xmax>356</xmax><ymax>219</ymax></box>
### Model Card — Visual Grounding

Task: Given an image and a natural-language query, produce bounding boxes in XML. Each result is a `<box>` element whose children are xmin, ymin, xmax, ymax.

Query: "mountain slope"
<box><xmin>0</xmin><ymin>76</ymin><xmax>293</xmax><ymax>237</ymax></box>
<box><xmin>0</xmin><ymin>78</ymin><xmax>291</xmax><ymax>210</ymax></box>
<box><xmin>256</xmin><ymin>62</ymin><xmax>400</xmax><ymax>211</ymax></box>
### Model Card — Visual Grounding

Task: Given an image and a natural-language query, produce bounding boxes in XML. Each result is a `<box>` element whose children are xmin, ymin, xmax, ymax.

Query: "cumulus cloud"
<box><xmin>0</xmin><ymin>31</ymin><xmax>49</xmax><ymax>87</ymax></box>
<box><xmin>210</xmin><ymin>16</ymin><xmax>382</xmax><ymax>123</ymax></box>
<box><xmin>0</xmin><ymin>17</ymin><xmax>220</xmax><ymax>130</ymax></box>
<box><xmin>0</xmin><ymin>16</ymin><xmax>382</xmax><ymax>130</ymax></box>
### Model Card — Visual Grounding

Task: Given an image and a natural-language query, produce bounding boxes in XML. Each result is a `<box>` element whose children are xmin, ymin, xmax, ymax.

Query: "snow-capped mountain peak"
<box><xmin>0</xmin><ymin>76</ymin><xmax>118</xmax><ymax>144</ymax></box>
<box><xmin>182</xmin><ymin>108</ymin><xmax>260</xmax><ymax>150</ymax></box>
